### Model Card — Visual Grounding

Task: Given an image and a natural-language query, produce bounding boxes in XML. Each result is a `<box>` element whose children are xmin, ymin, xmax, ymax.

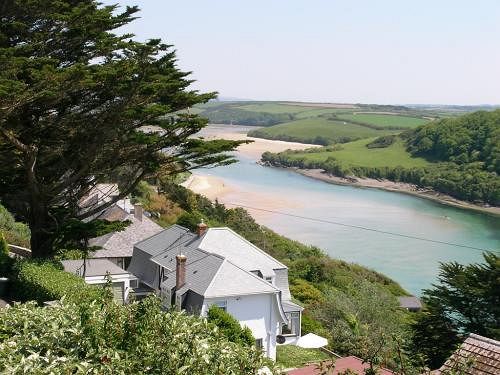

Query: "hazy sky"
<box><xmin>104</xmin><ymin>1</ymin><xmax>500</xmax><ymax>105</ymax></box>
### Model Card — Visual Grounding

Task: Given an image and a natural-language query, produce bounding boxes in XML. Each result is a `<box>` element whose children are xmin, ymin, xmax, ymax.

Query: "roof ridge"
<box><xmin>223</xmin><ymin>257</ymin><xmax>280</xmax><ymax>292</ymax></box>
<box><xmin>205</xmin><ymin>227</ymin><xmax>288</xmax><ymax>269</ymax></box>
<box><xmin>468</xmin><ymin>333</ymin><xmax>500</xmax><ymax>347</ymax></box>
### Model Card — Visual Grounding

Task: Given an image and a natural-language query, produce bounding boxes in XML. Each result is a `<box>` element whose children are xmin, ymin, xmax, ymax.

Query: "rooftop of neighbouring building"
<box><xmin>436</xmin><ymin>334</ymin><xmax>500</xmax><ymax>375</ymax></box>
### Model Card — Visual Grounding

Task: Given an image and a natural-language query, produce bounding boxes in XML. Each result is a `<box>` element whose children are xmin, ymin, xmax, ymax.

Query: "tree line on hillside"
<box><xmin>200</xmin><ymin>106</ymin><xmax>294</xmax><ymax>126</ymax></box>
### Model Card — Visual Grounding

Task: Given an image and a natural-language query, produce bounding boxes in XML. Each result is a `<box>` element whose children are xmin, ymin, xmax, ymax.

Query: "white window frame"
<box><xmin>213</xmin><ymin>300</ymin><xmax>227</xmax><ymax>312</ymax></box>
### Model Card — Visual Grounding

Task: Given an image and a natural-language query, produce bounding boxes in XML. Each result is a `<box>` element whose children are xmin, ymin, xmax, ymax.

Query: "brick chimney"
<box><xmin>197</xmin><ymin>219</ymin><xmax>208</xmax><ymax>237</ymax></box>
<box><xmin>176</xmin><ymin>254</ymin><xmax>187</xmax><ymax>290</ymax></box>
<box><xmin>134</xmin><ymin>203</ymin><xmax>143</xmax><ymax>221</ymax></box>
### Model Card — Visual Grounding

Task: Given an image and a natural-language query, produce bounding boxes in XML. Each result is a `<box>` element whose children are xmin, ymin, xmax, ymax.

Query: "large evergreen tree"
<box><xmin>410</xmin><ymin>253</ymin><xmax>500</xmax><ymax>369</ymax></box>
<box><xmin>0</xmin><ymin>0</ymin><xmax>242</xmax><ymax>257</ymax></box>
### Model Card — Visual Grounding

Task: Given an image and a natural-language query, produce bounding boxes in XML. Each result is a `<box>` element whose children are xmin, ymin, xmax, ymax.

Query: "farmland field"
<box><xmin>248</xmin><ymin>118</ymin><xmax>396</xmax><ymax>144</ymax></box>
<box><xmin>336</xmin><ymin>113</ymin><xmax>429</xmax><ymax>128</ymax></box>
<box><xmin>283</xmin><ymin>138</ymin><xmax>431</xmax><ymax>168</ymax></box>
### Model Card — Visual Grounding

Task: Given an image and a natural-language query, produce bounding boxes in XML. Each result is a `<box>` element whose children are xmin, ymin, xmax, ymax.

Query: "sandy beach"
<box><xmin>198</xmin><ymin>126</ymin><xmax>320</xmax><ymax>160</ymax></box>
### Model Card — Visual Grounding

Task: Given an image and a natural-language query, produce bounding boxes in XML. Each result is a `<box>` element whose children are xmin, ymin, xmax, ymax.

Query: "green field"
<box><xmin>285</xmin><ymin>138</ymin><xmax>431</xmax><ymax>168</ymax></box>
<box><xmin>248</xmin><ymin>118</ymin><xmax>396</xmax><ymax>144</ymax></box>
<box><xmin>236</xmin><ymin>102</ymin><xmax>316</xmax><ymax>114</ymax></box>
<box><xmin>337</xmin><ymin>113</ymin><xmax>429</xmax><ymax>128</ymax></box>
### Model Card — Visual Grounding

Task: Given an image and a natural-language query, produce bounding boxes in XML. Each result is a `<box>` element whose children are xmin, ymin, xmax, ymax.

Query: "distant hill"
<box><xmin>261</xmin><ymin>110</ymin><xmax>500</xmax><ymax>206</ymax></box>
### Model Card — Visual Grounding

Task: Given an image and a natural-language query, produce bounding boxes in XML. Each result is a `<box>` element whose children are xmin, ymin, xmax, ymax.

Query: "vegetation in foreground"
<box><xmin>0</xmin><ymin>297</ymin><xmax>274</xmax><ymax>374</ymax></box>
<box><xmin>262</xmin><ymin>110</ymin><xmax>500</xmax><ymax>205</ymax></box>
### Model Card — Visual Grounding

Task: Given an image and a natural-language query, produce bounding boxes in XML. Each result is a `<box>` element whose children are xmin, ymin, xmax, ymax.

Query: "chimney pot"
<box><xmin>176</xmin><ymin>254</ymin><xmax>187</xmax><ymax>290</ymax></box>
<box><xmin>197</xmin><ymin>219</ymin><xmax>208</xmax><ymax>237</ymax></box>
<box><xmin>134</xmin><ymin>203</ymin><xmax>143</xmax><ymax>221</ymax></box>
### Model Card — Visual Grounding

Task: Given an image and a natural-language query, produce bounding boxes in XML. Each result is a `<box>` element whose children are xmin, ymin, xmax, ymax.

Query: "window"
<box><xmin>282</xmin><ymin>312</ymin><xmax>300</xmax><ymax>336</ymax></box>
<box><xmin>265</xmin><ymin>277</ymin><xmax>272</xmax><ymax>284</ymax></box>
<box><xmin>255</xmin><ymin>338</ymin><xmax>263</xmax><ymax>350</ymax></box>
<box><xmin>129</xmin><ymin>279</ymin><xmax>139</xmax><ymax>289</ymax></box>
<box><xmin>213</xmin><ymin>300</ymin><xmax>227</xmax><ymax>312</ymax></box>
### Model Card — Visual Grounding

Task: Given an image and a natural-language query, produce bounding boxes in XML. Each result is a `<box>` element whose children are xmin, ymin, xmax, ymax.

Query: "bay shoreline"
<box><xmin>278</xmin><ymin>166</ymin><xmax>500</xmax><ymax>217</ymax></box>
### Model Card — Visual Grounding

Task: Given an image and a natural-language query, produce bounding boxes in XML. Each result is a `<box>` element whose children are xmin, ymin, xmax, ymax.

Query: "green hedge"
<box><xmin>207</xmin><ymin>305</ymin><xmax>255</xmax><ymax>347</ymax></box>
<box><xmin>10</xmin><ymin>260</ymin><xmax>107</xmax><ymax>304</ymax></box>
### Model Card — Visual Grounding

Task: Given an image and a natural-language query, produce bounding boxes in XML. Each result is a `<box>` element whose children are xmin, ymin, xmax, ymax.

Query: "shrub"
<box><xmin>9</xmin><ymin>260</ymin><xmax>107</xmax><ymax>304</ymax></box>
<box><xmin>0</xmin><ymin>297</ymin><xmax>276</xmax><ymax>374</ymax></box>
<box><xmin>0</xmin><ymin>232</ymin><xmax>14</xmax><ymax>277</ymax></box>
<box><xmin>207</xmin><ymin>305</ymin><xmax>255</xmax><ymax>347</ymax></box>
<box><xmin>290</xmin><ymin>278</ymin><xmax>324</xmax><ymax>304</ymax></box>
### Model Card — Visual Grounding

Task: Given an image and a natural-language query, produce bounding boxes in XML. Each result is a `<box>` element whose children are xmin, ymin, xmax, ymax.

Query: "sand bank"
<box><xmin>199</xmin><ymin>126</ymin><xmax>320</xmax><ymax>160</ymax></box>
<box><xmin>294</xmin><ymin>169</ymin><xmax>500</xmax><ymax>216</ymax></box>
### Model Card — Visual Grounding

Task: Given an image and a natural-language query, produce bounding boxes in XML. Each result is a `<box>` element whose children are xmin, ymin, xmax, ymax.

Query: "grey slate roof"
<box><xmin>134</xmin><ymin>224</ymin><xmax>195</xmax><ymax>256</ymax></box>
<box><xmin>132</xmin><ymin>225</ymin><xmax>290</xmax><ymax>300</ymax></box>
<box><xmin>398</xmin><ymin>296</ymin><xmax>423</xmax><ymax>310</ymax></box>
<box><xmin>162</xmin><ymin>252</ymin><xmax>225</xmax><ymax>296</ymax></box>
<box><xmin>89</xmin><ymin>205</ymin><xmax>163</xmax><ymax>259</ymax></box>
<box><xmin>62</xmin><ymin>259</ymin><xmax>130</xmax><ymax>277</ymax></box>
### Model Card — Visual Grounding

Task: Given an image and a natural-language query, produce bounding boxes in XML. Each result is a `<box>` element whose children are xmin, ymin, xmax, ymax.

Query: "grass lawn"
<box><xmin>287</xmin><ymin>138</ymin><xmax>431</xmax><ymax>168</ymax></box>
<box><xmin>276</xmin><ymin>345</ymin><xmax>331</xmax><ymax>368</ymax></box>
<box><xmin>250</xmin><ymin>118</ymin><xmax>395</xmax><ymax>143</ymax></box>
<box><xmin>337</xmin><ymin>113</ymin><xmax>429</xmax><ymax>128</ymax></box>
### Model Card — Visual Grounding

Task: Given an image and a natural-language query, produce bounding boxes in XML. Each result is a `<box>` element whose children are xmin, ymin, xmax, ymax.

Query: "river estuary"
<box><xmin>191</xmin><ymin>126</ymin><xmax>500</xmax><ymax>295</ymax></box>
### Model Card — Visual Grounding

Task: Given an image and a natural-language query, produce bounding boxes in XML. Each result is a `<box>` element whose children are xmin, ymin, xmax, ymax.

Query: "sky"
<box><xmin>103</xmin><ymin>1</ymin><xmax>500</xmax><ymax>105</ymax></box>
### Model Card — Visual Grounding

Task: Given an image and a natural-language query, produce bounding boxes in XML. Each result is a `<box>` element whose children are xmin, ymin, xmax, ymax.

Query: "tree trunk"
<box><xmin>29</xmin><ymin>202</ymin><xmax>55</xmax><ymax>259</ymax></box>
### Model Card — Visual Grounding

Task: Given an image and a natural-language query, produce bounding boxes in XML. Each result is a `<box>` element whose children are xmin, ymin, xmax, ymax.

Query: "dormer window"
<box><xmin>265</xmin><ymin>277</ymin><xmax>272</xmax><ymax>284</ymax></box>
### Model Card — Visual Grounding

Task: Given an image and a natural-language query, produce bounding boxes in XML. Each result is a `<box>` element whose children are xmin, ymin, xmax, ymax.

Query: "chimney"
<box><xmin>176</xmin><ymin>254</ymin><xmax>187</xmax><ymax>290</ymax></box>
<box><xmin>134</xmin><ymin>203</ymin><xmax>143</xmax><ymax>221</ymax></box>
<box><xmin>197</xmin><ymin>219</ymin><xmax>208</xmax><ymax>237</ymax></box>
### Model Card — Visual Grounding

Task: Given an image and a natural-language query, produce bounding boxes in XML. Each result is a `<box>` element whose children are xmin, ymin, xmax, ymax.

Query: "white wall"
<box><xmin>203</xmin><ymin>293</ymin><xmax>282</xmax><ymax>360</ymax></box>
<box><xmin>84</xmin><ymin>273</ymin><xmax>137</xmax><ymax>304</ymax></box>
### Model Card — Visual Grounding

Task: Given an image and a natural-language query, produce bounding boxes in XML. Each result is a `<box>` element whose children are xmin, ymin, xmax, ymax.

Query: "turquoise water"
<box><xmin>196</xmin><ymin>151</ymin><xmax>499</xmax><ymax>295</ymax></box>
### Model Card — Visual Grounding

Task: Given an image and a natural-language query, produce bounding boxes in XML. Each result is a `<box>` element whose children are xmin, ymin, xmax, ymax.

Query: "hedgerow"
<box><xmin>10</xmin><ymin>260</ymin><xmax>107</xmax><ymax>304</ymax></box>
<box><xmin>0</xmin><ymin>297</ymin><xmax>277</xmax><ymax>374</ymax></box>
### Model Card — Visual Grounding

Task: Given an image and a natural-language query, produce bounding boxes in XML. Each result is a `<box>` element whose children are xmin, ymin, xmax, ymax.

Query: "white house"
<box><xmin>61</xmin><ymin>258</ymin><xmax>138</xmax><ymax>304</ymax></box>
<box><xmin>127</xmin><ymin>223</ymin><xmax>303</xmax><ymax>360</ymax></box>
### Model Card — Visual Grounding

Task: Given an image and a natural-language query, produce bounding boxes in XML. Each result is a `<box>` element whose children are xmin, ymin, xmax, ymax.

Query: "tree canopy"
<box><xmin>410</xmin><ymin>252</ymin><xmax>500</xmax><ymax>369</ymax></box>
<box><xmin>0</xmin><ymin>0</ymin><xmax>243</xmax><ymax>257</ymax></box>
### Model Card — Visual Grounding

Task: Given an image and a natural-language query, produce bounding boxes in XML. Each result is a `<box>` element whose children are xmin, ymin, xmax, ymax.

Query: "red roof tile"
<box><xmin>287</xmin><ymin>356</ymin><xmax>394</xmax><ymax>375</ymax></box>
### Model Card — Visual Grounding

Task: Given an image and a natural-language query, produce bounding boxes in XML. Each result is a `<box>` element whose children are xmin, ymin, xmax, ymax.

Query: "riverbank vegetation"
<box><xmin>262</xmin><ymin>110</ymin><xmax>500</xmax><ymax>206</ymax></box>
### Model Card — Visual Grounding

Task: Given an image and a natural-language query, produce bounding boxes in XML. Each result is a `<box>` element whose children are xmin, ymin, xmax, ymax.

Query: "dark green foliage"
<box><xmin>9</xmin><ymin>260</ymin><xmax>108</xmax><ymax>304</ymax></box>
<box><xmin>201</xmin><ymin>105</ymin><xmax>294</xmax><ymax>126</ymax></box>
<box><xmin>0</xmin><ymin>232</ymin><xmax>14</xmax><ymax>276</ymax></box>
<box><xmin>410</xmin><ymin>253</ymin><xmax>500</xmax><ymax>368</ymax></box>
<box><xmin>408</xmin><ymin>110</ymin><xmax>500</xmax><ymax>172</ymax></box>
<box><xmin>367</xmin><ymin>135</ymin><xmax>397</xmax><ymax>148</ymax></box>
<box><xmin>0</xmin><ymin>0</ymin><xmax>243</xmax><ymax>258</ymax></box>
<box><xmin>207</xmin><ymin>305</ymin><xmax>255</xmax><ymax>347</ymax></box>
